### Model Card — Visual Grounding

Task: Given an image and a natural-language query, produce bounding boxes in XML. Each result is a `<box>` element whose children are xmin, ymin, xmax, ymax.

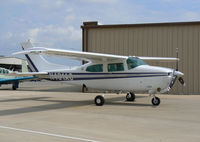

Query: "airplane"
<box><xmin>11</xmin><ymin>40</ymin><xmax>185</xmax><ymax>106</ymax></box>
<box><xmin>0</xmin><ymin>67</ymin><xmax>35</xmax><ymax>90</ymax></box>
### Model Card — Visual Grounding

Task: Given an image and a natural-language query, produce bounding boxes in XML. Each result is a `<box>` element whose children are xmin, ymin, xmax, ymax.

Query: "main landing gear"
<box><xmin>12</xmin><ymin>85</ymin><xmax>17</xmax><ymax>90</ymax></box>
<box><xmin>12</xmin><ymin>81</ymin><xmax>19</xmax><ymax>90</ymax></box>
<box><xmin>94</xmin><ymin>92</ymin><xmax>136</xmax><ymax>106</ymax></box>
<box><xmin>126</xmin><ymin>92</ymin><xmax>135</xmax><ymax>101</ymax></box>
<box><xmin>94</xmin><ymin>95</ymin><xmax>105</xmax><ymax>106</ymax></box>
<box><xmin>151</xmin><ymin>95</ymin><xmax>160</xmax><ymax>106</ymax></box>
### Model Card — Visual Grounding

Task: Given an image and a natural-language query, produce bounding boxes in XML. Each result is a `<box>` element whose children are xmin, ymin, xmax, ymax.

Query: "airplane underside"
<box><xmin>70</xmin><ymin>77</ymin><xmax>171</xmax><ymax>93</ymax></box>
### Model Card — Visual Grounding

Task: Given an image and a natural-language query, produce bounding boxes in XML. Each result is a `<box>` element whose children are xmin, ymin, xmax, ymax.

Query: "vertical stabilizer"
<box><xmin>21</xmin><ymin>40</ymin><xmax>67</xmax><ymax>72</ymax></box>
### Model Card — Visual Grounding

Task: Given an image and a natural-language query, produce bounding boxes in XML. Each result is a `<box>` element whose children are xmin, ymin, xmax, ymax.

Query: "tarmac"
<box><xmin>0</xmin><ymin>81</ymin><xmax>200</xmax><ymax>142</ymax></box>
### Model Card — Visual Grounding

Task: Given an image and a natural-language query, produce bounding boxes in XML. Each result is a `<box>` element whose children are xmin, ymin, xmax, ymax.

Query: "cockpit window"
<box><xmin>126</xmin><ymin>57</ymin><xmax>147</xmax><ymax>70</ymax></box>
<box><xmin>86</xmin><ymin>64</ymin><xmax>103</xmax><ymax>72</ymax></box>
<box><xmin>0</xmin><ymin>68</ymin><xmax>9</xmax><ymax>74</ymax></box>
<box><xmin>108</xmin><ymin>63</ymin><xmax>124</xmax><ymax>72</ymax></box>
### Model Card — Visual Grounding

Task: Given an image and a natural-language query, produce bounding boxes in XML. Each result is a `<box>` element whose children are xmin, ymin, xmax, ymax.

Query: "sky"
<box><xmin>0</xmin><ymin>0</ymin><xmax>200</xmax><ymax>65</ymax></box>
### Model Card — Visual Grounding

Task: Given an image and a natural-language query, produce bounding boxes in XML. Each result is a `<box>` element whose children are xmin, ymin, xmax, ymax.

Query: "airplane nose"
<box><xmin>169</xmin><ymin>70</ymin><xmax>185</xmax><ymax>88</ymax></box>
<box><xmin>174</xmin><ymin>71</ymin><xmax>184</xmax><ymax>77</ymax></box>
<box><xmin>174</xmin><ymin>70</ymin><xmax>185</xmax><ymax>86</ymax></box>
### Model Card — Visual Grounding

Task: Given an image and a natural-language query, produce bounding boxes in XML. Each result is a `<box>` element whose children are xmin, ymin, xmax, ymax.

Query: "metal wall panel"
<box><xmin>82</xmin><ymin>23</ymin><xmax>200</xmax><ymax>94</ymax></box>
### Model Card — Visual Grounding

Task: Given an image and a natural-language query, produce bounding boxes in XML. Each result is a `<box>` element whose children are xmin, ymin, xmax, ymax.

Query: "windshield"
<box><xmin>0</xmin><ymin>68</ymin><xmax>9</xmax><ymax>74</ymax></box>
<box><xmin>126</xmin><ymin>57</ymin><xmax>147</xmax><ymax>70</ymax></box>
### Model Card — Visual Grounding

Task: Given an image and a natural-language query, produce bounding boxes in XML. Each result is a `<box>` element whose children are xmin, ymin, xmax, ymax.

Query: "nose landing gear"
<box><xmin>151</xmin><ymin>96</ymin><xmax>160</xmax><ymax>106</ymax></box>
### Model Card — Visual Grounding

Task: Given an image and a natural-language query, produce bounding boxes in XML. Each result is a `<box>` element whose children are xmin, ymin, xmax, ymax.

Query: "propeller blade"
<box><xmin>176</xmin><ymin>48</ymin><xmax>179</xmax><ymax>71</ymax></box>
<box><xmin>169</xmin><ymin>76</ymin><xmax>177</xmax><ymax>88</ymax></box>
<box><xmin>178</xmin><ymin>77</ymin><xmax>185</xmax><ymax>86</ymax></box>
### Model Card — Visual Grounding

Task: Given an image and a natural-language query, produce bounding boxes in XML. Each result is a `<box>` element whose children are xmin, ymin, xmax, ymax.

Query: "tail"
<box><xmin>21</xmin><ymin>40</ymin><xmax>67</xmax><ymax>72</ymax></box>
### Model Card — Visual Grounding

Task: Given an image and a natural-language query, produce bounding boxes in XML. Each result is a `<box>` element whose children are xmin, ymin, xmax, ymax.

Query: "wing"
<box><xmin>0</xmin><ymin>76</ymin><xmax>35</xmax><ymax>84</ymax></box>
<box><xmin>13</xmin><ymin>47</ymin><xmax>179</xmax><ymax>62</ymax></box>
<box><xmin>13</xmin><ymin>47</ymin><xmax>127</xmax><ymax>62</ymax></box>
<box><xmin>138</xmin><ymin>56</ymin><xmax>179</xmax><ymax>62</ymax></box>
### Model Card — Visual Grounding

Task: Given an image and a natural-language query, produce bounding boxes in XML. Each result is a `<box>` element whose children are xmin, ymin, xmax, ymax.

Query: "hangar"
<box><xmin>0</xmin><ymin>56</ymin><xmax>28</xmax><ymax>72</ymax></box>
<box><xmin>81</xmin><ymin>21</ymin><xmax>200</xmax><ymax>94</ymax></box>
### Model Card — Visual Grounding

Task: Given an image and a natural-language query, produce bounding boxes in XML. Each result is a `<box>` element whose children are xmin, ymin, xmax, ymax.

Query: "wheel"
<box><xmin>82</xmin><ymin>84</ymin><xmax>87</xmax><ymax>93</ymax></box>
<box><xmin>152</xmin><ymin>97</ymin><xmax>160</xmax><ymax>106</ymax></box>
<box><xmin>95</xmin><ymin>95</ymin><xmax>105</xmax><ymax>106</ymax></box>
<box><xmin>126</xmin><ymin>92</ymin><xmax>135</xmax><ymax>101</ymax></box>
<box><xmin>12</xmin><ymin>85</ymin><xmax>16</xmax><ymax>90</ymax></box>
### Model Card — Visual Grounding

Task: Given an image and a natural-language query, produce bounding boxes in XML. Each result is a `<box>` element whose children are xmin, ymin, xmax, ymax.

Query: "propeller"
<box><xmin>176</xmin><ymin>48</ymin><xmax>179</xmax><ymax>71</ymax></box>
<box><xmin>175</xmin><ymin>48</ymin><xmax>185</xmax><ymax>86</ymax></box>
<box><xmin>178</xmin><ymin>77</ymin><xmax>185</xmax><ymax>86</ymax></box>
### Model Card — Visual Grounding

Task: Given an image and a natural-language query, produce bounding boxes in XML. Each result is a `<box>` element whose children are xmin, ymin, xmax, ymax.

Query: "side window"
<box><xmin>86</xmin><ymin>64</ymin><xmax>103</xmax><ymax>72</ymax></box>
<box><xmin>108</xmin><ymin>63</ymin><xmax>124</xmax><ymax>72</ymax></box>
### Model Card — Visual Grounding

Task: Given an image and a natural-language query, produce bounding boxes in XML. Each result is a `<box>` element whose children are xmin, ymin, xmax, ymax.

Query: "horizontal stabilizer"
<box><xmin>8</xmin><ymin>72</ymin><xmax>48</xmax><ymax>77</ymax></box>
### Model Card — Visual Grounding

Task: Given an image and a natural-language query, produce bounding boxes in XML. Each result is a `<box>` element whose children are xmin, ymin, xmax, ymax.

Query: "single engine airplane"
<box><xmin>0</xmin><ymin>66</ymin><xmax>35</xmax><ymax>90</ymax></box>
<box><xmin>12</xmin><ymin>40</ymin><xmax>185</xmax><ymax>106</ymax></box>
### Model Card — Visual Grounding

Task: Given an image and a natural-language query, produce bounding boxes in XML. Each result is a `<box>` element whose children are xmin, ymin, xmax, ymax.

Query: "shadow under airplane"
<box><xmin>0</xmin><ymin>96</ymin><xmax>152</xmax><ymax>116</ymax></box>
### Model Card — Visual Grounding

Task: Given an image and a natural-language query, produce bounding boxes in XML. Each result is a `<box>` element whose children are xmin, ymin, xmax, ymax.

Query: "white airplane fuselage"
<box><xmin>43</xmin><ymin>64</ymin><xmax>175</xmax><ymax>93</ymax></box>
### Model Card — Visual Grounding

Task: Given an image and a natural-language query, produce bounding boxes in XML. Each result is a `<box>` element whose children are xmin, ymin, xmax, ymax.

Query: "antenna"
<box><xmin>176</xmin><ymin>48</ymin><xmax>178</xmax><ymax>71</ymax></box>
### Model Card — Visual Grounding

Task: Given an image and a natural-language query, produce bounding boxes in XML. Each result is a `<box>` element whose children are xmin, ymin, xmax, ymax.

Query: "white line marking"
<box><xmin>0</xmin><ymin>125</ymin><xmax>100</xmax><ymax>142</ymax></box>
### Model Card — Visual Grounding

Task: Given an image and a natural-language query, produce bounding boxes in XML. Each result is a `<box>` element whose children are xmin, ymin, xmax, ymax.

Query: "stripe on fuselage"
<box><xmin>47</xmin><ymin>72</ymin><xmax>168</xmax><ymax>81</ymax></box>
<box><xmin>25</xmin><ymin>54</ymin><xmax>39</xmax><ymax>72</ymax></box>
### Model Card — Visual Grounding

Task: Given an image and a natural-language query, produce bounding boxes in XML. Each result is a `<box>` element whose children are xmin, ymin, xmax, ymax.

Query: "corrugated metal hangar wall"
<box><xmin>81</xmin><ymin>21</ymin><xmax>200</xmax><ymax>94</ymax></box>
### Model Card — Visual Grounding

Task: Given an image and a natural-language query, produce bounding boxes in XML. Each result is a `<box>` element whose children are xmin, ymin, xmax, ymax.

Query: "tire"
<box><xmin>126</xmin><ymin>92</ymin><xmax>135</xmax><ymax>101</ymax></box>
<box><xmin>95</xmin><ymin>95</ymin><xmax>105</xmax><ymax>106</ymax></box>
<box><xmin>82</xmin><ymin>84</ymin><xmax>87</xmax><ymax>93</ymax></box>
<box><xmin>152</xmin><ymin>97</ymin><xmax>160</xmax><ymax>106</ymax></box>
<box><xmin>12</xmin><ymin>85</ymin><xmax>16</xmax><ymax>90</ymax></box>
